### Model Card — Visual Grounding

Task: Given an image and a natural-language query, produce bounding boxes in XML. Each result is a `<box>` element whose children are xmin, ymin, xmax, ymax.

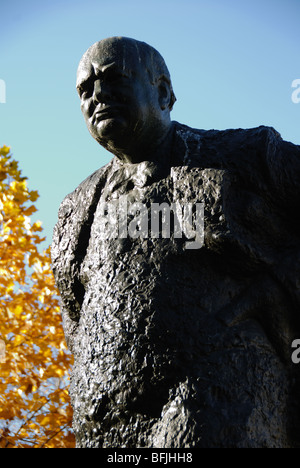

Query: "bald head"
<box><xmin>76</xmin><ymin>37</ymin><xmax>176</xmax><ymax>163</ymax></box>
<box><xmin>77</xmin><ymin>37</ymin><xmax>176</xmax><ymax>111</ymax></box>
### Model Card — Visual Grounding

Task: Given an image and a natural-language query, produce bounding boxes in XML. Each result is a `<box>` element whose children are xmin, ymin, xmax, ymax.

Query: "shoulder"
<box><xmin>172</xmin><ymin>121</ymin><xmax>284</xmax><ymax>166</ymax></box>
<box><xmin>51</xmin><ymin>160</ymin><xmax>113</xmax><ymax>263</ymax></box>
<box><xmin>56</xmin><ymin>160</ymin><xmax>113</xmax><ymax>223</ymax></box>
<box><xmin>174</xmin><ymin>120</ymin><xmax>282</xmax><ymax>146</ymax></box>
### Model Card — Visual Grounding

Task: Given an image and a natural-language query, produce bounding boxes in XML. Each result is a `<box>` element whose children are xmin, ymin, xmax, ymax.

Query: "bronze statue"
<box><xmin>52</xmin><ymin>36</ymin><xmax>300</xmax><ymax>447</ymax></box>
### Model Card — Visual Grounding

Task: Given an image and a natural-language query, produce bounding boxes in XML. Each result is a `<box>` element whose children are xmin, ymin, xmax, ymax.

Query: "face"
<box><xmin>76</xmin><ymin>38</ymin><xmax>164</xmax><ymax>154</ymax></box>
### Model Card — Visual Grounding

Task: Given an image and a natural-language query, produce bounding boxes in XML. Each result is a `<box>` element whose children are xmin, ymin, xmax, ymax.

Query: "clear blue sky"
<box><xmin>0</xmin><ymin>0</ymin><xmax>299</xmax><ymax>245</ymax></box>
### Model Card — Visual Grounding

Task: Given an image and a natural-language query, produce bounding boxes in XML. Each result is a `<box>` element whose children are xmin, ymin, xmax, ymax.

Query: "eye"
<box><xmin>78</xmin><ymin>83</ymin><xmax>92</xmax><ymax>99</ymax></box>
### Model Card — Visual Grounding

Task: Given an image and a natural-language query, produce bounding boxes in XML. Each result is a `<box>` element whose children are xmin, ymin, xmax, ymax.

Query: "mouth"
<box><xmin>92</xmin><ymin>106</ymin><xmax>122</xmax><ymax>124</ymax></box>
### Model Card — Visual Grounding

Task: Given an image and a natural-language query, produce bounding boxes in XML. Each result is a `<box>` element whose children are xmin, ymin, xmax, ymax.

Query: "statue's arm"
<box><xmin>51</xmin><ymin>193</ymin><xmax>82</xmax><ymax>317</ymax></box>
<box><xmin>51</xmin><ymin>162</ymin><xmax>113</xmax><ymax>328</ymax></box>
<box><xmin>51</xmin><ymin>191</ymin><xmax>87</xmax><ymax>352</ymax></box>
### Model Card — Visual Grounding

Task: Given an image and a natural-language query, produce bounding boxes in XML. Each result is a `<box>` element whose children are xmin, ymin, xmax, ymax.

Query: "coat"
<box><xmin>52</xmin><ymin>121</ymin><xmax>300</xmax><ymax>447</ymax></box>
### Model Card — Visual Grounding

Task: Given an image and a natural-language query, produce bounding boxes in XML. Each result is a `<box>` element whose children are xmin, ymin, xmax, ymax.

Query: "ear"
<box><xmin>157</xmin><ymin>78</ymin><xmax>171</xmax><ymax>111</ymax></box>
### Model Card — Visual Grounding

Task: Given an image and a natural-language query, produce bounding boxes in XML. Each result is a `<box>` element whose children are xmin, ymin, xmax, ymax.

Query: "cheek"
<box><xmin>80</xmin><ymin>98</ymin><xmax>94</xmax><ymax>119</ymax></box>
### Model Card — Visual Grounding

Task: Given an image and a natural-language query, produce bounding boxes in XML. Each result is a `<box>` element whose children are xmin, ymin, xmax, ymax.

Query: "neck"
<box><xmin>104</xmin><ymin>121</ymin><xmax>174</xmax><ymax>166</ymax></box>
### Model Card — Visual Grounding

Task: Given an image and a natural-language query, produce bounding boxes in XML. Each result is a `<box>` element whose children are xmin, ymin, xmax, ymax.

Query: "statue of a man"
<box><xmin>52</xmin><ymin>36</ymin><xmax>300</xmax><ymax>448</ymax></box>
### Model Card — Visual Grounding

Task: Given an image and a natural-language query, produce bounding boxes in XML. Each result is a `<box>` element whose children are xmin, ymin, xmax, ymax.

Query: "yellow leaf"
<box><xmin>29</xmin><ymin>190</ymin><xmax>39</xmax><ymax>202</ymax></box>
<box><xmin>31</xmin><ymin>220</ymin><xmax>43</xmax><ymax>232</ymax></box>
<box><xmin>13</xmin><ymin>335</ymin><xmax>23</xmax><ymax>346</ymax></box>
<box><xmin>14</xmin><ymin>305</ymin><xmax>23</xmax><ymax>318</ymax></box>
<box><xmin>0</xmin><ymin>145</ymin><xmax>74</xmax><ymax>448</ymax></box>
<box><xmin>23</xmin><ymin>205</ymin><xmax>37</xmax><ymax>216</ymax></box>
<box><xmin>0</xmin><ymin>146</ymin><xmax>10</xmax><ymax>156</ymax></box>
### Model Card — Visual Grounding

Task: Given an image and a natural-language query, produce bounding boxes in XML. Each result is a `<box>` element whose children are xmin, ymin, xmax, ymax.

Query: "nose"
<box><xmin>92</xmin><ymin>79</ymin><xmax>109</xmax><ymax>104</ymax></box>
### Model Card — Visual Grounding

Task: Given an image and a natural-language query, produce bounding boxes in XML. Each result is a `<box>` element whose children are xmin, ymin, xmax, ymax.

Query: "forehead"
<box><xmin>77</xmin><ymin>39</ymin><xmax>145</xmax><ymax>85</ymax></box>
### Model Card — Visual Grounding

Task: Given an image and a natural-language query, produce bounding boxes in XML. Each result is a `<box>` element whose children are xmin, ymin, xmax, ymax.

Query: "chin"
<box><xmin>92</xmin><ymin>119</ymin><xmax>142</xmax><ymax>154</ymax></box>
<box><xmin>94</xmin><ymin>117</ymin><xmax>129</xmax><ymax>140</ymax></box>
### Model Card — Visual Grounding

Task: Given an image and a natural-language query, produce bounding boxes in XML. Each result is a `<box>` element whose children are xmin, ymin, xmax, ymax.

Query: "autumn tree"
<box><xmin>0</xmin><ymin>145</ymin><xmax>74</xmax><ymax>448</ymax></box>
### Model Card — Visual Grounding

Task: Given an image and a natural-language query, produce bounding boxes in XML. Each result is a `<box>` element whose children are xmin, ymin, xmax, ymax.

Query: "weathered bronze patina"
<box><xmin>52</xmin><ymin>37</ymin><xmax>300</xmax><ymax>448</ymax></box>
